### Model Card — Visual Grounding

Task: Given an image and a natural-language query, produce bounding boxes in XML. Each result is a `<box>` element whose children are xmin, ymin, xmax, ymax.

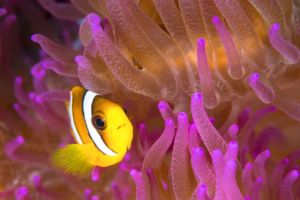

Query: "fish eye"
<box><xmin>123</xmin><ymin>107</ymin><xmax>127</xmax><ymax>114</ymax></box>
<box><xmin>92</xmin><ymin>115</ymin><xmax>106</xmax><ymax>130</ymax></box>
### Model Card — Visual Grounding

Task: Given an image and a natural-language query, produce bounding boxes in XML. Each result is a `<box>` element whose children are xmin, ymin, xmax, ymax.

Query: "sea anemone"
<box><xmin>1</xmin><ymin>0</ymin><xmax>300</xmax><ymax>199</ymax></box>
<box><xmin>34</xmin><ymin>0</ymin><xmax>300</xmax><ymax>116</ymax></box>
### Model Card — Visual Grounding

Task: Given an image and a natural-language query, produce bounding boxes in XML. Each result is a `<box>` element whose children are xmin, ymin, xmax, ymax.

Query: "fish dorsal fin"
<box><xmin>52</xmin><ymin>144</ymin><xmax>94</xmax><ymax>175</ymax></box>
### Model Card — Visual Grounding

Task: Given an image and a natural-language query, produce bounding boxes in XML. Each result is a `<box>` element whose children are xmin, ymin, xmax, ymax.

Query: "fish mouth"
<box><xmin>117</xmin><ymin>123</ymin><xmax>127</xmax><ymax>130</ymax></box>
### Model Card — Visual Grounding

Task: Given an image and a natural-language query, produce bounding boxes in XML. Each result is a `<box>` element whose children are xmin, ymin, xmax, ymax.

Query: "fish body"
<box><xmin>52</xmin><ymin>86</ymin><xmax>133</xmax><ymax>175</ymax></box>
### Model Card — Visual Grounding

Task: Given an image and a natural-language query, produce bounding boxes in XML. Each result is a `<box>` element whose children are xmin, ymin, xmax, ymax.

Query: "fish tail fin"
<box><xmin>51</xmin><ymin>144</ymin><xmax>94</xmax><ymax>175</ymax></box>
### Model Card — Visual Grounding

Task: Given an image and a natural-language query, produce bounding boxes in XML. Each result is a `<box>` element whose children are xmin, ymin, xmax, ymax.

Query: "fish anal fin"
<box><xmin>52</xmin><ymin>144</ymin><xmax>94</xmax><ymax>176</ymax></box>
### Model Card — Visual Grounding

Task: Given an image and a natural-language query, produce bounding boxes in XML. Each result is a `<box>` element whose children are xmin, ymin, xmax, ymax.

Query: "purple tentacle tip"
<box><xmin>247</xmin><ymin>72</ymin><xmax>260</xmax><ymax>85</ymax></box>
<box><xmin>166</xmin><ymin>118</ymin><xmax>173</xmax><ymax>125</ymax></box>
<box><xmin>91</xmin><ymin>167</ymin><xmax>101</xmax><ymax>182</ymax></box>
<box><xmin>91</xmin><ymin>195</ymin><xmax>99</xmax><ymax>200</ymax></box>
<box><xmin>178</xmin><ymin>112</ymin><xmax>187</xmax><ymax>118</ymax></box>
<box><xmin>35</xmin><ymin>95</ymin><xmax>43</xmax><ymax>104</ymax></box>
<box><xmin>87</xmin><ymin>13</ymin><xmax>101</xmax><ymax>25</ymax></box>
<box><xmin>0</xmin><ymin>8</ymin><xmax>7</xmax><ymax>17</ymax></box>
<box><xmin>74</xmin><ymin>55</ymin><xmax>84</xmax><ymax>64</ymax></box>
<box><xmin>28</xmin><ymin>92</ymin><xmax>35</xmax><ymax>99</ymax></box>
<box><xmin>245</xmin><ymin>195</ymin><xmax>251</xmax><ymax>200</ymax></box>
<box><xmin>212</xmin><ymin>149</ymin><xmax>222</xmax><ymax>157</ymax></box>
<box><xmin>200</xmin><ymin>184</ymin><xmax>207</xmax><ymax>190</ymax></box>
<box><xmin>162</xmin><ymin>181</ymin><xmax>168</xmax><ymax>190</ymax></box>
<box><xmin>256</xmin><ymin>176</ymin><xmax>263</xmax><ymax>184</ymax></box>
<box><xmin>31</xmin><ymin>66</ymin><xmax>46</xmax><ymax>78</ymax></box>
<box><xmin>212</xmin><ymin>16</ymin><xmax>220</xmax><ymax>24</ymax></box>
<box><xmin>291</xmin><ymin>170</ymin><xmax>299</xmax><ymax>178</ymax></box>
<box><xmin>15</xmin><ymin>135</ymin><xmax>25</xmax><ymax>145</ymax></box>
<box><xmin>192</xmin><ymin>147</ymin><xmax>204</xmax><ymax>155</ymax></box>
<box><xmin>190</xmin><ymin>123</ymin><xmax>196</xmax><ymax>130</ymax></box>
<box><xmin>209</xmin><ymin>117</ymin><xmax>215</xmax><ymax>124</ymax></box>
<box><xmin>15</xmin><ymin>76</ymin><xmax>23</xmax><ymax>84</ymax></box>
<box><xmin>229</xmin><ymin>140</ymin><xmax>238</xmax><ymax>146</ymax></box>
<box><xmin>226</xmin><ymin>160</ymin><xmax>236</xmax><ymax>168</ymax></box>
<box><xmin>32</xmin><ymin>175</ymin><xmax>41</xmax><ymax>186</ymax></box>
<box><xmin>198</xmin><ymin>38</ymin><xmax>206</xmax><ymax>46</ymax></box>
<box><xmin>138</xmin><ymin>122</ymin><xmax>146</xmax><ymax>128</ymax></box>
<box><xmin>130</xmin><ymin>169</ymin><xmax>138</xmax><ymax>177</ymax></box>
<box><xmin>282</xmin><ymin>158</ymin><xmax>290</xmax><ymax>165</ymax></box>
<box><xmin>192</xmin><ymin>92</ymin><xmax>202</xmax><ymax>100</ymax></box>
<box><xmin>229</xmin><ymin>124</ymin><xmax>239</xmax><ymax>132</ymax></box>
<box><xmin>158</xmin><ymin>101</ymin><xmax>167</xmax><ymax>110</ymax></box>
<box><xmin>15</xmin><ymin>186</ymin><xmax>29</xmax><ymax>199</ymax></box>
<box><xmin>84</xmin><ymin>188</ymin><xmax>92</xmax><ymax>199</ymax></box>
<box><xmin>31</xmin><ymin>34</ymin><xmax>40</xmax><ymax>42</ymax></box>
<box><xmin>271</xmin><ymin>23</ymin><xmax>280</xmax><ymax>31</ymax></box>
<box><xmin>124</xmin><ymin>153</ymin><xmax>131</xmax><ymax>162</ymax></box>
<box><xmin>246</xmin><ymin>163</ymin><xmax>253</xmax><ymax>170</ymax></box>
<box><xmin>13</xmin><ymin>103</ymin><xmax>20</xmax><ymax>111</ymax></box>
<box><xmin>265</xmin><ymin>149</ymin><xmax>271</xmax><ymax>157</ymax></box>
<box><xmin>269</xmin><ymin>106</ymin><xmax>277</xmax><ymax>113</ymax></box>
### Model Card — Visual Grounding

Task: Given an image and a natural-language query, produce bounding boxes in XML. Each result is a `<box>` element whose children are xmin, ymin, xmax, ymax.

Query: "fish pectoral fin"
<box><xmin>51</xmin><ymin>144</ymin><xmax>93</xmax><ymax>176</ymax></box>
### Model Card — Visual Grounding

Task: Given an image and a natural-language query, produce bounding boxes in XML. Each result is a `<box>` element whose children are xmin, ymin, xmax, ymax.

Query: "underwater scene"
<box><xmin>0</xmin><ymin>0</ymin><xmax>300</xmax><ymax>199</ymax></box>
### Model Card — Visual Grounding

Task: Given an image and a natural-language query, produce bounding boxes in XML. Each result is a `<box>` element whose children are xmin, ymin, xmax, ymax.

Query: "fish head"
<box><xmin>91</xmin><ymin>97</ymin><xmax>134</xmax><ymax>155</ymax></box>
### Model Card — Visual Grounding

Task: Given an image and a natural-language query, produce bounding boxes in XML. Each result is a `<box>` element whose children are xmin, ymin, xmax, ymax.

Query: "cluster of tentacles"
<box><xmin>2</xmin><ymin>79</ymin><xmax>300</xmax><ymax>199</ymax></box>
<box><xmin>1</xmin><ymin>0</ymin><xmax>300</xmax><ymax>199</ymax></box>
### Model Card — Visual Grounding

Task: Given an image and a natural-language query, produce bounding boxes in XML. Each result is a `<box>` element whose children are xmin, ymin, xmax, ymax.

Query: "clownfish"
<box><xmin>52</xmin><ymin>86</ymin><xmax>133</xmax><ymax>175</ymax></box>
